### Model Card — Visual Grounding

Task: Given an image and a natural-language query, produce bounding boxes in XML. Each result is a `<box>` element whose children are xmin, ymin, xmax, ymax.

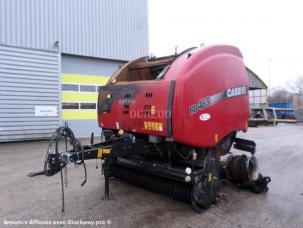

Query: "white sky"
<box><xmin>148</xmin><ymin>0</ymin><xmax>303</xmax><ymax>88</ymax></box>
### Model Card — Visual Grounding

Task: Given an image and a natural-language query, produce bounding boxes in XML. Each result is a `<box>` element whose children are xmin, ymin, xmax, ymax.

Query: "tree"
<box><xmin>287</xmin><ymin>75</ymin><xmax>303</xmax><ymax>94</ymax></box>
<box><xmin>269</xmin><ymin>89</ymin><xmax>292</xmax><ymax>103</ymax></box>
<box><xmin>269</xmin><ymin>76</ymin><xmax>303</xmax><ymax>103</ymax></box>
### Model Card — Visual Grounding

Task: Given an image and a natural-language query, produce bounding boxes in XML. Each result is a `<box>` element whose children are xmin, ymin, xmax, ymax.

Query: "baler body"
<box><xmin>98</xmin><ymin>45</ymin><xmax>249</xmax><ymax>147</ymax></box>
<box><xmin>32</xmin><ymin>45</ymin><xmax>268</xmax><ymax>213</ymax></box>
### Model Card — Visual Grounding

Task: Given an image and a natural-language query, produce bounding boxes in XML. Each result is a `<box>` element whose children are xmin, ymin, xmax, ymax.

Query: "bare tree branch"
<box><xmin>286</xmin><ymin>75</ymin><xmax>303</xmax><ymax>94</ymax></box>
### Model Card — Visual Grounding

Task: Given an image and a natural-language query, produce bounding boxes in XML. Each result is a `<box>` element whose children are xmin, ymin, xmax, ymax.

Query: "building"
<box><xmin>292</xmin><ymin>94</ymin><xmax>303</xmax><ymax>109</ymax></box>
<box><xmin>246</xmin><ymin>67</ymin><xmax>268</xmax><ymax>108</ymax></box>
<box><xmin>0</xmin><ymin>0</ymin><xmax>149</xmax><ymax>141</ymax></box>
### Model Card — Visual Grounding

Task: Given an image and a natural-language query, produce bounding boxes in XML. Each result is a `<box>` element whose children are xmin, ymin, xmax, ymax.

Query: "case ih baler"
<box><xmin>29</xmin><ymin>45</ymin><xmax>270</xmax><ymax>212</ymax></box>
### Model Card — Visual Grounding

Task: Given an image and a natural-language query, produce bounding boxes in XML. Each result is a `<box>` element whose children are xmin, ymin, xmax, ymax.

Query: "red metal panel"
<box><xmin>98</xmin><ymin>81</ymin><xmax>172</xmax><ymax>136</ymax></box>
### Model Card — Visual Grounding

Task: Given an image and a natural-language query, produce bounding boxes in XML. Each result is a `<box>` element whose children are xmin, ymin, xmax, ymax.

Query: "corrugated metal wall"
<box><xmin>0</xmin><ymin>0</ymin><xmax>149</xmax><ymax>61</ymax></box>
<box><xmin>0</xmin><ymin>45</ymin><xmax>60</xmax><ymax>141</ymax></box>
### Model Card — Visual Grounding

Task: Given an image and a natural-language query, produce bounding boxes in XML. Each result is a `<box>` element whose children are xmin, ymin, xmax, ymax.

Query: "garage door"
<box><xmin>61</xmin><ymin>54</ymin><xmax>122</xmax><ymax>137</ymax></box>
<box><xmin>0</xmin><ymin>45</ymin><xmax>60</xmax><ymax>142</ymax></box>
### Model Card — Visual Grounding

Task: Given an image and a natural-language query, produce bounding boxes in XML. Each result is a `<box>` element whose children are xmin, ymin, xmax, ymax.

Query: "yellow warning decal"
<box><xmin>103</xmin><ymin>148</ymin><xmax>111</xmax><ymax>154</ymax></box>
<box><xmin>147</xmin><ymin>121</ymin><xmax>152</xmax><ymax>130</ymax></box>
<box><xmin>208</xmin><ymin>173</ymin><xmax>213</xmax><ymax>182</ymax></box>
<box><xmin>143</xmin><ymin>121</ymin><xmax>163</xmax><ymax>132</ymax></box>
<box><xmin>144</xmin><ymin>121</ymin><xmax>148</xmax><ymax>130</ymax></box>
<box><xmin>97</xmin><ymin>148</ymin><xmax>111</xmax><ymax>158</ymax></box>
<box><xmin>97</xmin><ymin>148</ymin><xmax>103</xmax><ymax>158</ymax></box>
<box><xmin>159</xmin><ymin>122</ymin><xmax>163</xmax><ymax>132</ymax></box>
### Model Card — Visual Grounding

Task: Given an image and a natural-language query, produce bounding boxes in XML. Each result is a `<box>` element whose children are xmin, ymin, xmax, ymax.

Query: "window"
<box><xmin>62</xmin><ymin>84</ymin><xmax>79</xmax><ymax>91</ymax></box>
<box><xmin>80</xmin><ymin>103</ymin><xmax>96</xmax><ymax>109</ymax></box>
<box><xmin>249</xmin><ymin>89</ymin><xmax>268</xmax><ymax>107</ymax></box>
<box><xmin>80</xmin><ymin>85</ymin><xmax>96</xmax><ymax>92</ymax></box>
<box><xmin>261</xmin><ymin>89</ymin><xmax>267</xmax><ymax>96</ymax></box>
<box><xmin>254</xmin><ymin>90</ymin><xmax>261</xmax><ymax>96</ymax></box>
<box><xmin>62</xmin><ymin>102</ymin><xmax>79</xmax><ymax>109</ymax></box>
<box><xmin>253</xmin><ymin>97</ymin><xmax>261</xmax><ymax>104</ymax></box>
<box><xmin>249</xmin><ymin>97</ymin><xmax>253</xmax><ymax>104</ymax></box>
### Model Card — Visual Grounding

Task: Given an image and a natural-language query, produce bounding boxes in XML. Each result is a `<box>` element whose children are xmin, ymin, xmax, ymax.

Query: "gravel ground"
<box><xmin>0</xmin><ymin>123</ymin><xmax>303</xmax><ymax>228</ymax></box>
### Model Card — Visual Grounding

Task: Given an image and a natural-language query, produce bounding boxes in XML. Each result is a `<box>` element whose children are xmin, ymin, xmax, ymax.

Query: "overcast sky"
<box><xmin>149</xmin><ymin>0</ymin><xmax>303</xmax><ymax>88</ymax></box>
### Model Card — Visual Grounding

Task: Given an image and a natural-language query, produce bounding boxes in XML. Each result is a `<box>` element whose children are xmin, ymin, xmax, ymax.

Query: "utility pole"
<box><xmin>268</xmin><ymin>58</ymin><xmax>272</xmax><ymax>96</ymax></box>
